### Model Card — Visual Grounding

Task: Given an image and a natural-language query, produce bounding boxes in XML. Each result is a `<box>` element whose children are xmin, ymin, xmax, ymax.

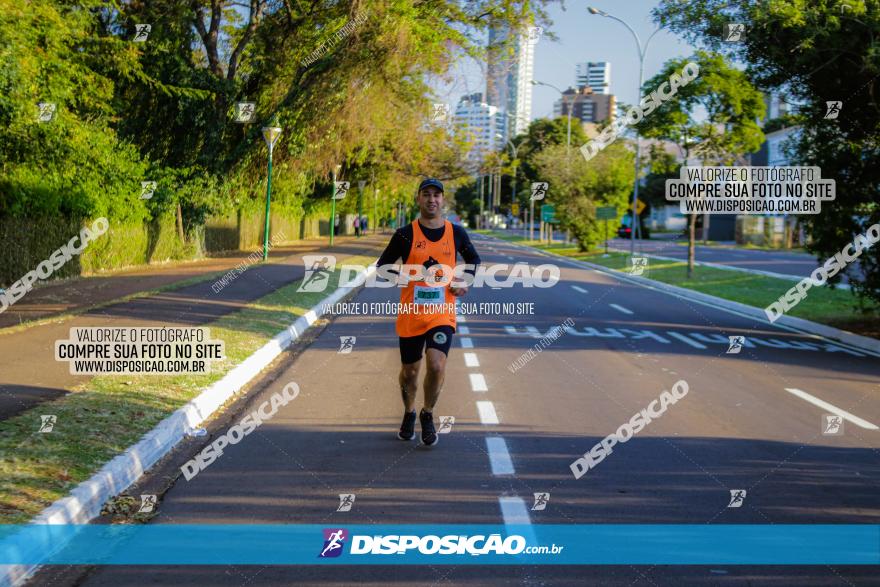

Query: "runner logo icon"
<box><xmin>298</xmin><ymin>255</ymin><xmax>336</xmax><ymax>292</ymax></box>
<box><xmin>727</xmin><ymin>336</ymin><xmax>745</xmax><ymax>354</ymax></box>
<box><xmin>822</xmin><ymin>414</ymin><xmax>844</xmax><ymax>435</ymax></box>
<box><xmin>531</xmin><ymin>492</ymin><xmax>549</xmax><ymax>511</ymax></box>
<box><xmin>337</xmin><ymin>494</ymin><xmax>355</xmax><ymax>512</ymax></box>
<box><xmin>338</xmin><ymin>336</ymin><xmax>356</xmax><ymax>354</ymax></box>
<box><xmin>432</xmin><ymin>331</ymin><xmax>447</xmax><ymax>345</ymax></box>
<box><xmin>319</xmin><ymin>528</ymin><xmax>348</xmax><ymax>558</ymax></box>
<box><xmin>38</xmin><ymin>415</ymin><xmax>57</xmax><ymax>433</ymax></box>
<box><xmin>727</xmin><ymin>489</ymin><xmax>746</xmax><ymax>508</ymax></box>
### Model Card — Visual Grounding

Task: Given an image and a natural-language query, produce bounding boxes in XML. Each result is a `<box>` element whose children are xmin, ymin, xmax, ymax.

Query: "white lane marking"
<box><xmin>785</xmin><ymin>388</ymin><xmax>879</xmax><ymax>430</ymax></box>
<box><xmin>531</xmin><ymin>246</ymin><xmax>877</xmax><ymax>359</ymax></box>
<box><xmin>460</xmin><ymin>337</ymin><xmax>474</xmax><ymax>348</ymax></box>
<box><xmin>464</xmin><ymin>352</ymin><xmax>480</xmax><ymax>367</ymax></box>
<box><xmin>477</xmin><ymin>401</ymin><xmax>499</xmax><ymax>424</ymax></box>
<box><xmin>458</xmin><ymin>325</ymin><xmax>471</xmax><ymax>335</ymax></box>
<box><xmin>498</xmin><ymin>496</ymin><xmax>531</xmax><ymax>525</ymax></box>
<box><xmin>666</xmin><ymin>331</ymin><xmax>708</xmax><ymax>349</ymax></box>
<box><xmin>571</xmin><ymin>285</ymin><xmax>588</xmax><ymax>294</ymax></box>
<box><xmin>486</xmin><ymin>437</ymin><xmax>515</xmax><ymax>475</ymax></box>
<box><xmin>609</xmin><ymin>303</ymin><xmax>633</xmax><ymax>315</ymax></box>
<box><xmin>469</xmin><ymin>373</ymin><xmax>488</xmax><ymax>392</ymax></box>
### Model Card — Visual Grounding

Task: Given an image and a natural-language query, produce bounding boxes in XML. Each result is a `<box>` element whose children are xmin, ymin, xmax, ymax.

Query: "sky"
<box><xmin>432</xmin><ymin>0</ymin><xmax>698</xmax><ymax>120</ymax></box>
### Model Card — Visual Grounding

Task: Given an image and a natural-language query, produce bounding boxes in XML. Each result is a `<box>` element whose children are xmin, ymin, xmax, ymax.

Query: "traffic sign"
<box><xmin>511</xmin><ymin>203</ymin><xmax>520</xmax><ymax>216</ymax></box>
<box><xmin>636</xmin><ymin>198</ymin><xmax>646</xmax><ymax>215</ymax></box>
<box><xmin>596</xmin><ymin>206</ymin><xmax>617</xmax><ymax>220</ymax></box>
<box><xmin>541</xmin><ymin>204</ymin><xmax>556</xmax><ymax>223</ymax></box>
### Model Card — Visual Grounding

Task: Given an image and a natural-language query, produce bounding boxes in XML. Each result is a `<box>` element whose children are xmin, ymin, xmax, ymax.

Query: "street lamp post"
<box><xmin>261</xmin><ymin>126</ymin><xmax>282</xmax><ymax>261</ymax></box>
<box><xmin>531</xmin><ymin>80</ymin><xmax>572</xmax><ymax>241</ymax></box>
<box><xmin>372</xmin><ymin>177</ymin><xmax>378</xmax><ymax>235</ymax></box>
<box><xmin>531</xmin><ymin>80</ymin><xmax>573</xmax><ymax>154</ymax></box>
<box><xmin>357</xmin><ymin>180</ymin><xmax>366</xmax><ymax>238</ymax></box>
<box><xmin>496</xmin><ymin>133</ymin><xmax>519</xmax><ymax>228</ymax></box>
<box><xmin>330</xmin><ymin>164</ymin><xmax>341</xmax><ymax>246</ymax></box>
<box><xmin>588</xmin><ymin>6</ymin><xmax>661</xmax><ymax>256</ymax></box>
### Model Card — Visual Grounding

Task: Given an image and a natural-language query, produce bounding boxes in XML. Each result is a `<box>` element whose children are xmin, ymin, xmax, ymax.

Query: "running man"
<box><xmin>376</xmin><ymin>178</ymin><xmax>481</xmax><ymax>446</ymax></box>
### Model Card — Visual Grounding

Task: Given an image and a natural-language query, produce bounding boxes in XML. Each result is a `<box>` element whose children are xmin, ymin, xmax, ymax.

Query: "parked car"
<box><xmin>617</xmin><ymin>212</ymin><xmax>651</xmax><ymax>239</ymax></box>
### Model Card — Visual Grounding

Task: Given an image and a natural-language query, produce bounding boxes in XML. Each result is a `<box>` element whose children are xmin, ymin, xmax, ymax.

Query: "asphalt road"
<box><xmin>606</xmin><ymin>237</ymin><xmax>838</xmax><ymax>281</ymax></box>
<box><xmin>504</xmin><ymin>227</ymin><xmax>843</xmax><ymax>281</ymax></box>
<box><xmin>47</xmin><ymin>233</ymin><xmax>880</xmax><ymax>586</ymax></box>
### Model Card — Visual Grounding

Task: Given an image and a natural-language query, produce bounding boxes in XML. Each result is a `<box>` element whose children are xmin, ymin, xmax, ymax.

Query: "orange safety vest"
<box><xmin>396</xmin><ymin>220</ymin><xmax>457</xmax><ymax>337</ymax></box>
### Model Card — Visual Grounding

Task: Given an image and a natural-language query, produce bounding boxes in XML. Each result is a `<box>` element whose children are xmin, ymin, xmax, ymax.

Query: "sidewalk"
<box><xmin>0</xmin><ymin>234</ymin><xmax>387</xmax><ymax>421</ymax></box>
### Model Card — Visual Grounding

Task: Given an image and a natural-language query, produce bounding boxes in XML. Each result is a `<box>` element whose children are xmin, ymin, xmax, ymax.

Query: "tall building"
<box><xmin>575</xmin><ymin>62</ymin><xmax>611</xmax><ymax>95</ymax></box>
<box><xmin>553</xmin><ymin>86</ymin><xmax>615</xmax><ymax>124</ymax></box>
<box><xmin>486</xmin><ymin>24</ymin><xmax>535</xmax><ymax>138</ymax></box>
<box><xmin>453</xmin><ymin>93</ymin><xmax>508</xmax><ymax>163</ymax></box>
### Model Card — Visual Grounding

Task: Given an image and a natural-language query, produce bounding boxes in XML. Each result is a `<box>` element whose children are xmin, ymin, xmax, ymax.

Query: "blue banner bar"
<box><xmin>1</xmin><ymin>525</ymin><xmax>877</xmax><ymax>565</ymax></box>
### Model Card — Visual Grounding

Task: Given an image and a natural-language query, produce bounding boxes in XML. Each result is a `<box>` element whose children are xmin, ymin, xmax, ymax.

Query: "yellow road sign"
<box><xmin>512</xmin><ymin>203</ymin><xmax>520</xmax><ymax>215</ymax></box>
<box><xmin>636</xmin><ymin>199</ymin><xmax>646</xmax><ymax>215</ymax></box>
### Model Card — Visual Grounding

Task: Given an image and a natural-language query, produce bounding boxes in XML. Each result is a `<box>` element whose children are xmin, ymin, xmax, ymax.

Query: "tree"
<box><xmin>533</xmin><ymin>142</ymin><xmax>634</xmax><ymax>251</ymax></box>
<box><xmin>640</xmin><ymin>144</ymin><xmax>682</xmax><ymax>209</ymax></box>
<box><xmin>1</xmin><ymin>0</ymin><xmax>552</xmax><ymax>236</ymax></box>
<box><xmin>654</xmin><ymin>0</ymin><xmax>880</xmax><ymax>305</ymax></box>
<box><xmin>634</xmin><ymin>50</ymin><xmax>765</xmax><ymax>276</ymax></box>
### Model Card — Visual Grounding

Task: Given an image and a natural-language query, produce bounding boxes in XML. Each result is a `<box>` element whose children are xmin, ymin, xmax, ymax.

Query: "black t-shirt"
<box><xmin>376</xmin><ymin>220</ymin><xmax>481</xmax><ymax>273</ymax></box>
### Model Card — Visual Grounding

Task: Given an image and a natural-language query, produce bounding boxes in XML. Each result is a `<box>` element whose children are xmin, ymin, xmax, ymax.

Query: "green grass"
<box><xmin>0</xmin><ymin>256</ymin><xmax>373</xmax><ymax>524</ymax></box>
<box><xmin>481</xmin><ymin>230</ymin><xmax>878</xmax><ymax>328</ymax></box>
<box><xmin>671</xmin><ymin>240</ymin><xmax>807</xmax><ymax>253</ymax></box>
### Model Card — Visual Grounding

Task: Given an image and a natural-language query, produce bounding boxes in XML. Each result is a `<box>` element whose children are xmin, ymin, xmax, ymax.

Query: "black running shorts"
<box><xmin>399</xmin><ymin>325</ymin><xmax>455</xmax><ymax>364</ymax></box>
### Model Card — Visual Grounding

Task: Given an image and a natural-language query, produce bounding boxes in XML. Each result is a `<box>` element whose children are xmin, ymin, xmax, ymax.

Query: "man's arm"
<box><xmin>453</xmin><ymin>224</ymin><xmax>481</xmax><ymax>275</ymax></box>
<box><xmin>376</xmin><ymin>230</ymin><xmax>406</xmax><ymax>268</ymax></box>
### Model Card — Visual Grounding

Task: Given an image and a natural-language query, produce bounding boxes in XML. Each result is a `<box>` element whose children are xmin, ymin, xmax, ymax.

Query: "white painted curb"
<box><xmin>0</xmin><ymin>265</ymin><xmax>375</xmax><ymax>587</ymax></box>
<box><xmin>497</xmin><ymin>237</ymin><xmax>880</xmax><ymax>357</ymax></box>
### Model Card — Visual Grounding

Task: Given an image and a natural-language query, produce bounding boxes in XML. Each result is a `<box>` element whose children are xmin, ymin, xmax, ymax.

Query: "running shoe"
<box><xmin>398</xmin><ymin>410</ymin><xmax>416</xmax><ymax>441</ymax></box>
<box><xmin>419</xmin><ymin>408</ymin><xmax>438</xmax><ymax>447</ymax></box>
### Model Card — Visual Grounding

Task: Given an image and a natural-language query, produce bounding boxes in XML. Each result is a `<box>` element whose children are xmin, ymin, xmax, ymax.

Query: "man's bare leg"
<box><xmin>399</xmin><ymin>360</ymin><xmax>420</xmax><ymax>412</ymax></box>
<box><xmin>422</xmin><ymin>348</ymin><xmax>447</xmax><ymax>412</ymax></box>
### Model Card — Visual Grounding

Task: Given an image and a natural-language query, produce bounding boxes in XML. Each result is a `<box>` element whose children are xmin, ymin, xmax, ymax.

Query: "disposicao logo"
<box><xmin>319</xmin><ymin>529</ymin><xmax>348</xmax><ymax>558</ymax></box>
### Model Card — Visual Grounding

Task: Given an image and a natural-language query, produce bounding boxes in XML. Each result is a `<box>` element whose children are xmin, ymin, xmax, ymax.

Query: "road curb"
<box><xmin>0</xmin><ymin>266</ymin><xmax>375</xmax><ymax>587</ymax></box>
<box><xmin>495</xmin><ymin>237</ymin><xmax>880</xmax><ymax>357</ymax></box>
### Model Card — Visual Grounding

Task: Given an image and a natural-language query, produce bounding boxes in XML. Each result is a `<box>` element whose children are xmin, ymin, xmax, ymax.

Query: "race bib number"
<box><xmin>413</xmin><ymin>285</ymin><xmax>444</xmax><ymax>305</ymax></box>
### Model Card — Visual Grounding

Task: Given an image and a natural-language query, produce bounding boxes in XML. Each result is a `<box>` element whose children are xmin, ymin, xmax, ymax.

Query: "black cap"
<box><xmin>418</xmin><ymin>178</ymin><xmax>444</xmax><ymax>193</ymax></box>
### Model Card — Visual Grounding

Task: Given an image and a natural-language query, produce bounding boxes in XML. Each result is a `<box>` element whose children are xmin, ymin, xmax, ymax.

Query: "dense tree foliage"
<box><xmin>654</xmin><ymin>0</ymin><xmax>880</xmax><ymax>303</ymax></box>
<box><xmin>0</xmin><ymin>0</ymin><xmax>549</xmax><ymax>238</ymax></box>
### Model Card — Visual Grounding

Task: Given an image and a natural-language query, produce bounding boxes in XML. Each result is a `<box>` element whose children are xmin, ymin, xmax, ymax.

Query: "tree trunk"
<box><xmin>177</xmin><ymin>202</ymin><xmax>185</xmax><ymax>243</ymax></box>
<box><xmin>688</xmin><ymin>213</ymin><xmax>697</xmax><ymax>278</ymax></box>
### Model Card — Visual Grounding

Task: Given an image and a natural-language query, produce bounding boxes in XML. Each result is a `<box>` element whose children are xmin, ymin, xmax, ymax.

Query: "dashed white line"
<box><xmin>469</xmin><ymin>373</ymin><xmax>488</xmax><ymax>392</ymax></box>
<box><xmin>666</xmin><ymin>331</ymin><xmax>708</xmax><ymax>349</ymax></box>
<box><xmin>498</xmin><ymin>496</ymin><xmax>531</xmax><ymax>525</ymax></box>
<box><xmin>609</xmin><ymin>303</ymin><xmax>633</xmax><ymax>315</ymax></box>
<box><xmin>460</xmin><ymin>337</ymin><xmax>474</xmax><ymax>348</ymax></box>
<box><xmin>785</xmin><ymin>388</ymin><xmax>879</xmax><ymax>430</ymax></box>
<box><xmin>458</xmin><ymin>325</ymin><xmax>471</xmax><ymax>335</ymax></box>
<box><xmin>486</xmin><ymin>437</ymin><xmax>515</xmax><ymax>475</ymax></box>
<box><xmin>463</xmin><ymin>352</ymin><xmax>480</xmax><ymax>367</ymax></box>
<box><xmin>571</xmin><ymin>285</ymin><xmax>588</xmax><ymax>294</ymax></box>
<box><xmin>476</xmin><ymin>401</ymin><xmax>499</xmax><ymax>424</ymax></box>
